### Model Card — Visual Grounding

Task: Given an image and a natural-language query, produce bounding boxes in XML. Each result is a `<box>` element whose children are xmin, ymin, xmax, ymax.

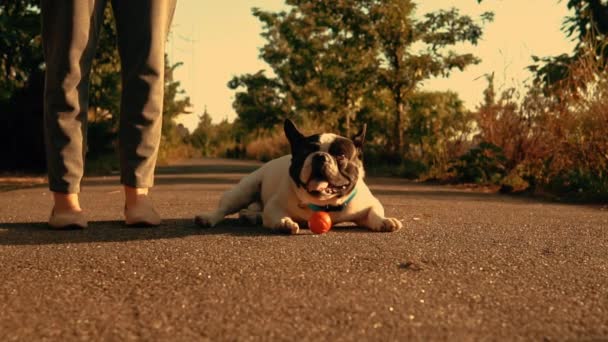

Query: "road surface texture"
<box><xmin>1</xmin><ymin>158</ymin><xmax>607</xmax><ymax>341</ymax></box>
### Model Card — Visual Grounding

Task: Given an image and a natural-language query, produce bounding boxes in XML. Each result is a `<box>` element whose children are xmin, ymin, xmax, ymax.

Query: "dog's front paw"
<box><xmin>368</xmin><ymin>217</ymin><xmax>403</xmax><ymax>232</ymax></box>
<box><xmin>269</xmin><ymin>217</ymin><xmax>300</xmax><ymax>235</ymax></box>
<box><xmin>194</xmin><ymin>211</ymin><xmax>224</xmax><ymax>228</ymax></box>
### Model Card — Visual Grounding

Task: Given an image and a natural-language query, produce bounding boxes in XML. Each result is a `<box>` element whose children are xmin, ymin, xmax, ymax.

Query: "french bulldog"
<box><xmin>194</xmin><ymin>119</ymin><xmax>403</xmax><ymax>234</ymax></box>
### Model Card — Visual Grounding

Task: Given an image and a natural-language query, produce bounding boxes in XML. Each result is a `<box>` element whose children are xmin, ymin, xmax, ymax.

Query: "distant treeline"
<box><xmin>2</xmin><ymin>0</ymin><xmax>607</xmax><ymax>201</ymax></box>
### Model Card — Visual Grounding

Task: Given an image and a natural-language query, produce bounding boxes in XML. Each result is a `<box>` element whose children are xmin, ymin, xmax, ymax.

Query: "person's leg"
<box><xmin>111</xmin><ymin>0</ymin><xmax>176</xmax><ymax>225</ymax></box>
<box><xmin>41</xmin><ymin>0</ymin><xmax>106</xmax><ymax>227</ymax></box>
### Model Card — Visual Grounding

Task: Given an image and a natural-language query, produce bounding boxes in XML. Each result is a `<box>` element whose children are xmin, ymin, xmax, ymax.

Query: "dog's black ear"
<box><xmin>353</xmin><ymin>124</ymin><xmax>367</xmax><ymax>149</ymax></box>
<box><xmin>284</xmin><ymin>119</ymin><xmax>304</xmax><ymax>148</ymax></box>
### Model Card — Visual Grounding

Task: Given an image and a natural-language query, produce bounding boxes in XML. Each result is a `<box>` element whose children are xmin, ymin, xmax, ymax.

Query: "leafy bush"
<box><xmin>449</xmin><ymin>142</ymin><xmax>507</xmax><ymax>184</ymax></box>
<box><xmin>364</xmin><ymin>145</ymin><xmax>428</xmax><ymax>178</ymax></box>
<box><xmin>546</xmin><ymin>169</ymin><xmax>608</xmax><ymax>202</ymax></box>
<box><xmin>499</xmin><ymin>169</ymin><xmax>530</xmax><ymax>193</ymax></box>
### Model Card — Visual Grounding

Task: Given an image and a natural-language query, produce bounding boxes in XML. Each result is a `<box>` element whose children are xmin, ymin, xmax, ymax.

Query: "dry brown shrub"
<box><xmin>475</xmin><ymin>44</ymin><xmax>608</xmax><ymax>197</ymax></box>
<box><xmin>245</xmin><ymin>132</ymin><xmax>289</xmax><ymax>161</ymax></box>
<box><xmin>476</xmin><ymin>82</ymin><xmax>552</xmax><ymax>172</ymax></box>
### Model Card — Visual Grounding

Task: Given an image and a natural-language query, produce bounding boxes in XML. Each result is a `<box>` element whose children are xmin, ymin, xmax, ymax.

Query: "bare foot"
<box><xmin>124</xmin><ymin>186</ymin><xmax>160</xmax><ymax>226</ymax></box>
<box><xmin>124</xmin><ymin>186</ymin><xmax>149</xmax><ymax>210</ymax></box>
<box><xmin>49</xmin><ymin>192</ymin><xmax>86</xmax><ymax>229</ymax></box>
<box><xmin>52</xmin><ymin>192</ymin><xmax>82</xmax><ymax>213</ymax></box>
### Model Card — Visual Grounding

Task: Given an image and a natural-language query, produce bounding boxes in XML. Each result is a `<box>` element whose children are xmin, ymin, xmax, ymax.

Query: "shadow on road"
<box><xmin>0</xmin><ymin>219</ymin><xmax>262</xmax><ymax>246</ymax></box>
<box><xmin>0</xmin><ymin>219</ymin><xmax>369</xmax><ymax>246</ymax></box>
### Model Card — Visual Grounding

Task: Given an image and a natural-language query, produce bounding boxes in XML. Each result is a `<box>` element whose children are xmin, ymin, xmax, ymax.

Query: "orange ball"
<box><xmin>308</xmin><ymin>211</ymin><xmax>332</xmax><ymax>234</ymax></box>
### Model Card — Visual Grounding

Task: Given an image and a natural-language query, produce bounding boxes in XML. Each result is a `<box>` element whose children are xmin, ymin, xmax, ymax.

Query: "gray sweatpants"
<box><xmin>41</xmin><ymin>0</ymin><xmax>176</xmax><ymax>193</ymax></box>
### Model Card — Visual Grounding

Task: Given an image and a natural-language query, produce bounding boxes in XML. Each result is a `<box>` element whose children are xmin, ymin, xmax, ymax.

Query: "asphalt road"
<box><xmin>1</xmin><ymin>158</ymin><xmax>607</xmax><ymax>341</ymax></box>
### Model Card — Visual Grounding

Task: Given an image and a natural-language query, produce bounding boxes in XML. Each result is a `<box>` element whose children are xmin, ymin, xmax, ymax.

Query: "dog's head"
<box><xmin>284</xmin><ymin>119</ymin><xmax>366</xmax><ymax>204</ymax></box>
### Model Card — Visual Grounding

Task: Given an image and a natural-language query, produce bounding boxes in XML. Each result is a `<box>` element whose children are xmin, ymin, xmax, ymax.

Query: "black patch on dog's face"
<box><xmin>289</xmin><ymin>134</ymin><xmax>321</xmax><ymax>187</ymax></box>
<box><xmin>323</xmin><ymin>137</ymin><xmax>361</xmax><ymax>197</ymax></box>
<box><xmin>329</xmin><ymin>137</ymin><xmax>357</xmax><ymax>162</ymax></box>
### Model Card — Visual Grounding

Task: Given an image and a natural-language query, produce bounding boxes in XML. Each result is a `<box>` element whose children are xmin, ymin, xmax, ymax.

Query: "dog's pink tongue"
<box><xmin>307</xmin><ymin>180</ymin><xmax>329</xmax><ymax>192</ymax></box>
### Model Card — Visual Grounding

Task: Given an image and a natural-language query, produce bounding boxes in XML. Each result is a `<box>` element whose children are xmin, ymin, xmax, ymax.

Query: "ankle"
<box><xmin>124</xmin><ymin>186</ymin><xmax>150</xmax><ymax>209</ymax></box>
<box><xmin>53</xmin><ymin>192</ymin><xmax>82</xmax><ymax>212</ymax></box>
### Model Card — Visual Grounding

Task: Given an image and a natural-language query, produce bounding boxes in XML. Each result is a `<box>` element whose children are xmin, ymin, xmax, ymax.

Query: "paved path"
<box><xmin>1</xmin><ymin>158</ymin><xmax>607</xmax><ymax>341</ymax></box>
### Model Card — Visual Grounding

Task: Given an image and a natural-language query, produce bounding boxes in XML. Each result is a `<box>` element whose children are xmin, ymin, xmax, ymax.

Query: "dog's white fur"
<box><xmin>195</xmin><ymin>155</ymin><xmax>402</xmax><ymax>234</ymax></box>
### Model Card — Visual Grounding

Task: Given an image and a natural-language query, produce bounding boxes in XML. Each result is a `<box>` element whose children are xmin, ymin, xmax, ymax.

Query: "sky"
<box><xmin>167</xmin><ymin>0</ymin><xmax>576</xmax><ymax>132</ymax></box>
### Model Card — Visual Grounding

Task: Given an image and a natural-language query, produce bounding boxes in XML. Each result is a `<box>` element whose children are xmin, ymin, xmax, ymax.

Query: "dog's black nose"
<box><xmin>313</xmin><ymin>154</ymin><xmax>328</xmax><ymax>164</ymax></box>
<box><xmin>311</xmin><ymin>154</ymin><xmax>329</xmax><ymax>173</ymax></box>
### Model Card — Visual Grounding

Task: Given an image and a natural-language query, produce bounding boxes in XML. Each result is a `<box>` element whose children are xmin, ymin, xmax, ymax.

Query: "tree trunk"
<box><xmin>345</xmin><ymin>109</ymin><xmax>351</xmax><ymax>138</ymax></box>
<box><xmin>393</xmin><ymin>91</ymin><xmax>405</xmax><ymax>156</ymax></box>
<box><xmin>345</xmin><ymin>95</ymin><xmax>355</xmax><ymax>138</ymax></box>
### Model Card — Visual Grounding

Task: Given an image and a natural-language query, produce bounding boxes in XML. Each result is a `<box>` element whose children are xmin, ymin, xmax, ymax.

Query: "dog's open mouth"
<box><xmin>306</xmin><ymin>179</ymin><xmax>349</xmax><ymax>196</ymax></box>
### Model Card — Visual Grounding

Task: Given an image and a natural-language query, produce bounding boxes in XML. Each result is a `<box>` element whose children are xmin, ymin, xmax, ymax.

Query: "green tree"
<box><xmin>158</xmin><ymin>57</ymin><xmax>193</xmax><ymax>163</ymax></box>
<box><xmin>162</xmin><ymin>58</ymin><xmax>192</xmax><ymax>137</ymax></box>
<box><xmin>189</xmin><ymin>108</ymin><xmax>214</xmax><ymax>155</ymax></box>
<box><xmin>406</xmin><ymin>91</ymin><xmax>474</xmax><ymax>173</ymax></box>
<box><xmin>189</xmin><ymin>108</ymin><xmax>240</xmax><ymax>157</ymax></box>
<box><xmin>300</xmin><ymin>0</ymin><xmax>378</xmax><ymax>136</ymax></box>
<box><xmin>371</xmin><ymin>0</ymin><xmax>493</xmax><ymax>155</ymax></box>
<box><xmin>231</xmin><ymin>0</ymin><xmax>491</xmax><ymax>153</ymax></box>
<box><xmin>528</xmin><ymin>0</ymin><xmax>608</xmax><ymax>91</ymax></box>
<box><xmin>0</xmin><ymin>1</ymin><xmax>45</xmax><ymax>170</ymax></box>
<box><xmin>232</xmin><ymin>0</ymin><xmax>379</xmax><ymax>136</ymax></box>
<box><xmin>564</xmin><ymin>0</ymin><xmax>608</xmax><ymax>42</ymax></box>
<box><xmin>0</xmin><ymin>0</ymin><xmax>41</xmax><ymax>102</ymax></box>
<box><xmin>228</xmin><ymin>71</ymin><xmax>288</xmax><ymax>134</ymax></box>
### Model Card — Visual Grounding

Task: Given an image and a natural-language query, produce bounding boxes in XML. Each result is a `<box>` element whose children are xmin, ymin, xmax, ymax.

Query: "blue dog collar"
<box><xmin>307</xmin><ymin>188</ymin><xmax>358</xmax><ymax>212</ymax></box>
